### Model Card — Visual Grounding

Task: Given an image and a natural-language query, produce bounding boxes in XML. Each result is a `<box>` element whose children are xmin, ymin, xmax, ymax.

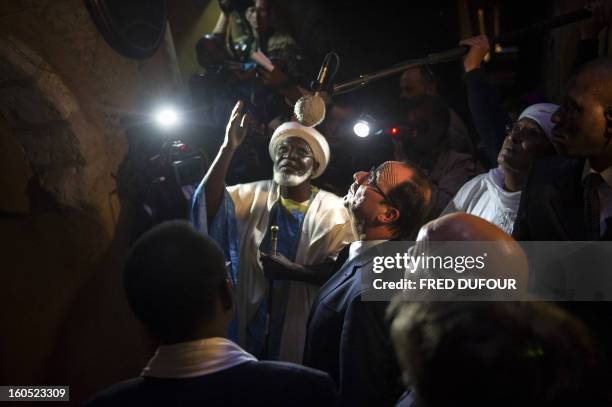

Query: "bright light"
<box><xmin>353</xmin><ymin>120</ymin><xmax>371</xmax><ymax>138</ymax></box>
<box><xmin>154</xmin><ymin>107</ymin><xmax>180</xmax><ymax>129</ymax></box>
<box><xmin>391</xmin><ymin>127</ymin><xmax>399</xmax><ymax>136</ymax></box>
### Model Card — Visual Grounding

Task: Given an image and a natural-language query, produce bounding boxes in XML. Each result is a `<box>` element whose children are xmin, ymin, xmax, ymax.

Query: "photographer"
<box><xmin>208</xmin><ymin>0</ymin><xmax>307</xmax><ymax>122</ymax></box>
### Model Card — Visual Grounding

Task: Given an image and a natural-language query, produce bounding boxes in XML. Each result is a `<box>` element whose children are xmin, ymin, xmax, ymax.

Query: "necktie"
<box><xmin>584</xmin><ymin>173</ymin><xmax>604</xmax><ymax>240</ymax></box>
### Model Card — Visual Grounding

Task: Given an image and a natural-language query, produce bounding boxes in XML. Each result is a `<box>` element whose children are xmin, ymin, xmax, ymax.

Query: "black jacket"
<box><xmin>513</xmin><ymin>155</ymin><xmax>587</xmax><ymax>241</ymax></box>
<box><xmin>84</xmin><ymin>360</ymin><xmax>337</xmax><ymax>407</ymax></box>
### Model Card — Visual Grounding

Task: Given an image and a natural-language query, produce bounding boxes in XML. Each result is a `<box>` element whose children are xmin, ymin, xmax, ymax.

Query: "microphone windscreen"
<box><xmin>294</xmin><ymin>94</ymin><xmax>326</xmax><ymax>127</ymax></box>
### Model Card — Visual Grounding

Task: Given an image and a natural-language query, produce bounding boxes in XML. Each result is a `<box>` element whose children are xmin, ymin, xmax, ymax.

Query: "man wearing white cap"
<box><xmin>191</xmin><ymin>101</ymin><xmax>355</xmax><ymax>363</ymax></box>
<box><xmin>442</xmin><ymin>103</ymin><xmax>558</xmax><ymax>234</ymax></box>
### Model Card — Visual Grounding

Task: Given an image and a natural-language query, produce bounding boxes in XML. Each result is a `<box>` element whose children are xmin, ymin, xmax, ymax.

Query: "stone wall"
<box><xmin>0</xmin><ymin>0</ymin><xmax>178</xmax><ymax>404</ymax></box>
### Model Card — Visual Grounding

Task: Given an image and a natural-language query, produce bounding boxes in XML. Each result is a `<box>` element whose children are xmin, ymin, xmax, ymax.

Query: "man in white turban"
<box><xmin>191</xmin><ymin>101</ymin><xmax>355</xmax><ymax>363</ymax></box>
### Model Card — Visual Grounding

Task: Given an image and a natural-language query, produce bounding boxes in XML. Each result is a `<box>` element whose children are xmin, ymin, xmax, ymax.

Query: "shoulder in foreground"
<box><xmin>83</xmin><ymin>377</ymin><xmax>144</xmax><ymax>407</ymax></box>
<box><xmin>243</xmin><ymin>361</ymin><xmax>337</xmax><ymax>402</ymax></box>
<box><xmin>247</xmin><ymin>360</ymin><xmax>334</xmax><ymax>382</ymax></box>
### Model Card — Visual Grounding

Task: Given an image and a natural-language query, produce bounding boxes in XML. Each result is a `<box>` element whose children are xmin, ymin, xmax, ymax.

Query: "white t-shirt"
<box><xmin>442</xmin><ymin>167</ymin><xmax>521</xmax><ymax>234</ymax></box>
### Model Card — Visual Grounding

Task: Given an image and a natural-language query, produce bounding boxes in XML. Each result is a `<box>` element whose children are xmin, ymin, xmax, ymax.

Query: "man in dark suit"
<box><xmin>513</xmin><ymin>57</ymin><xmax>612</xmax><ymax>376</ymax></box>
<box><xmin>303</xmin><ymin>161</ymin><xmax>432</xmax><ymax>406</ymax></box>
<box><xmin>514</xmin><ymin>57</ymin><xmax>612</xmax><ymax>241</ymax></box>
<box><xmin>85</xmin><ymin>221</ymin><xmax>336</xmax><ymax>407</ymax></box>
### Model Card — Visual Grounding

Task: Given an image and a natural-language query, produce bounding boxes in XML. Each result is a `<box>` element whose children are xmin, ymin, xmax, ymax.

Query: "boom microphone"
<box><xmin>294</xmin><ymin>6</ymin><xmax>592</xmax><ymax>127</ymax></box>
<box><xmin>294</xmin><ymin>52</ymin><xmax>339</xmax><ymax>127</ymax></box>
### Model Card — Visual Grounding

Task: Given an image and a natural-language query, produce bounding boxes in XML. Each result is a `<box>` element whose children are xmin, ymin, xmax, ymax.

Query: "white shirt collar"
<box><xmin>142</xmin><ymin>337</ymin><xmax>257</xmax><ymax>378</ymax></box>
<box><xmin>347</xmin><ymin>240</ymin><xmax>386</xmax><ymax>264</ymax></box>
<box><xmin>582</xmin><ymin>160</ymin><xmax>612</xmax><ymax>188</ymax></box>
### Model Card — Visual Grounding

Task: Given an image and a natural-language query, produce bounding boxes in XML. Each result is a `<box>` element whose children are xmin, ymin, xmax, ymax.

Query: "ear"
<box><xmin>312</xmin><ymin>159</ymin><xmax>320</xmax><ymax>174</ymax></box>
<box><xmin>219</xmin><ymin>278</ymin><xmax>234</xmax><ymax>313</ymax></box>
<box><xmin>378</xmin><ymin>207</ymin><xmax>400</xmax><ymax>225</ymax></box>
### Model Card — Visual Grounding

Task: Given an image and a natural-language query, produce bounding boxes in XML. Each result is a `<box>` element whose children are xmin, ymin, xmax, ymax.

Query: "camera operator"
<box><xmin>208</xmin><ymin>0</ymin><xmax>308</xmax><ymax>123</ymax></box>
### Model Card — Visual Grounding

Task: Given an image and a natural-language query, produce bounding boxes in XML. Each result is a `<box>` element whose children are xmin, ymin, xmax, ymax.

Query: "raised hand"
<box><xmin>459</xmin><ymin>35</ymin><xmax>490</xmax><ymax>73</ymax></box>
<box><xmin>224</xmin><ymin>100</ymin><xmax>251</xmax><ymax>150</ymax></box>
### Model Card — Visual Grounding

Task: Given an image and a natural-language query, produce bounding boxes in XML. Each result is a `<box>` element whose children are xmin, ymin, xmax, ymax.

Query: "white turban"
<box><xmin>518</xmin><ymin>103</ymin><xmax>559</xmax><ymax>140</ymax></box>
<box><xmin>269</xmin><ymin>122</ymin><xmax>330</xmax><ymax>179</ymax></box>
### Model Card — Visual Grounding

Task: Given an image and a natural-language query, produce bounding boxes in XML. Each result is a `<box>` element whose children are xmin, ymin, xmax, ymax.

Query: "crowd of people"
<box><xmin>86</xmin><ymin>1</ymin><xmax>612</xmax><ymax>406</ymax></box>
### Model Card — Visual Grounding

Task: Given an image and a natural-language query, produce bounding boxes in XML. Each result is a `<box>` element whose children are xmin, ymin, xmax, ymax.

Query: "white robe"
<box><xmin>441</xmin><ymin>167</ymin><xmax>521</xmax><ymax>234</ymax></box>
<box><xmin>192</xmin><ymin>179</ymin><xmax>355</xmax><ymax>362</ymax></box>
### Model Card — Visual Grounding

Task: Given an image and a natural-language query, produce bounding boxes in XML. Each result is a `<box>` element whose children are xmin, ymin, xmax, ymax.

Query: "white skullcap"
<box><xmin>518</xmin><ymin>103</ymin><xmax>559</xmax><ymax>140</ymax></box>
<box><xmin>269</xmin><ymin>121</ymin><xmax>330</xmax><ymax>179</ymax></box>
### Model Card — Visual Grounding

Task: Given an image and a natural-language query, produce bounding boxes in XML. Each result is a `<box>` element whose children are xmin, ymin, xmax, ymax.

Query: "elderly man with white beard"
<box><xmin>191</xmin><ymin>101</ymin><xmax>355</xmax><ymax>363</ymax></box>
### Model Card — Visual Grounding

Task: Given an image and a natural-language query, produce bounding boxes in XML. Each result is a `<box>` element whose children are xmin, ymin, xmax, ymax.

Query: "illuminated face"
<box><xmin>344</xmin><ymin>161</ymin><xmax>413</xmax><ymax>227</ymax></box>
<box><xmin>497</xmin><ymin>118</ymin><xmax>552</xmax><ymax>173</ymax></box>
<box><xmin>551</xmin><ymin>74</ymin><xmax>609</xmax><ymax>158</ymax></box>
<box><xmin>272</xmin><ymin>137</ymin><xmax>317</xmax><ymax>186</ymax></box>
<box><xmin>246</xmin><ymin>0</ymin><xmax>271</xmax><ymax>35</ymax></box>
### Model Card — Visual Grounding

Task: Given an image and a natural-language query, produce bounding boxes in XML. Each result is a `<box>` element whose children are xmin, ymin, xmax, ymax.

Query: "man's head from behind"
<box><xmin>393</xmin><ymin>95</ymin><xmax>450</xmax><ymax>160</ymax></box>
<box><xmin>387</xmin><ymin>300</ymin><xmax>606</xmax><ymax>407</ymax></box>
<box><xmin>414</xmin><ymin>213</ymin><xmax>529</xmax><ymax>298</ymax></box>
<box><xmin>551</xmin><ymin>57</ymin><xmax>612</xmax><ymax>163</ymax></box>
<box><xmin>344</xmin><ymin>161</ymin><xmax>432</xmax><ymax>240</ymax></box>
<box><xmin>123</xmin><ymin>221</ymin><xmax>233</xmax><ymax>345</ymax></box>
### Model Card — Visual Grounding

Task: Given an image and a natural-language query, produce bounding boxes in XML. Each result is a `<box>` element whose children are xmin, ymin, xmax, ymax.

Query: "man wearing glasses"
<box><xmin>191</xmin><ymin>101</ymin><xmax>355</xmax><ymax>363</ymax></box>
<box><xmin>304</xmin><ymin>161</ymin><xmax>432</xmax><ymax>406</ymax></box>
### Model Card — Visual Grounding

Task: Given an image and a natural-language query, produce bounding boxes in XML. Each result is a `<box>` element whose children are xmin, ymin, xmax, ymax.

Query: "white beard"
<box><xmin>273</xmin><ymin>167</ymin><xmax>313</xmax><ymax>187</ymax></box>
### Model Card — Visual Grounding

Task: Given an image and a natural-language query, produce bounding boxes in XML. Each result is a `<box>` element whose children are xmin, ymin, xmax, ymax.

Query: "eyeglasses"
<box><xmin>276</xmin><ymin>144</ymin><xmax>313</xmax><ymax>159</ymax></box>
<box><xmin>505</xmin><ymin>123</ymin><xmax>543</xmax><ymax>140</ymax></box>
<box><xmin>366</xmin><ymin>166</ymin><xmax>391</xmax><ymax>204</ymax></box>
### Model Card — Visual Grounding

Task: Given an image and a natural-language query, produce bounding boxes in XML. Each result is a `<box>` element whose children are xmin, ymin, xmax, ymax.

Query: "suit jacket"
<box><xmin>513</xmin><ymin>155</ymin><xmax>588</xmax><ymax>241</ymax></box>
<box><xmin>84</xmin><ymin>360</ymin><xmax>337</xmax><ymax>407</ymax></box>
<box><xmin>303</xmin><ymin>246</ymin><xmax>403</xmax><ymax>407</ymax></box>
<box><xmin>513</xmin><ymin>155</ymin><xmax>612</xmax><ymax>369</ymax></box>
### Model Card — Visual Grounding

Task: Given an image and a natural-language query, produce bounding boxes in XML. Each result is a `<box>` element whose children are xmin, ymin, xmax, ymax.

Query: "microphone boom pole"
<box><xmin>332</xmin><ymin>7</ymin><xmax>592</xmax><ymax>95</ymax></box>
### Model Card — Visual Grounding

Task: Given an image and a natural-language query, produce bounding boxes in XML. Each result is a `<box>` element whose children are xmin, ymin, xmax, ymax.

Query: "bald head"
<box><xmin>346</xmin><ymin>161</ymin><xmax>432</xmax><ymax>240</ymax></box>
<box><xmin>380</xmin><ymin>161</ymin><xmax>432</xmax><ymax>239</ymax></box>
<box><xmin>415</xmin><ymin>213</ymin><xmax>528</xmax><ymax>296</ymax></box>
<box><xmin>377</xmin><ymin>161</ymin><xmax>420</xmax><ymax>194</ymax></box>
<box><xmin>417</xmin><ymin>212</ymin><xmax>516</xmax><ymax>242</ymax></box>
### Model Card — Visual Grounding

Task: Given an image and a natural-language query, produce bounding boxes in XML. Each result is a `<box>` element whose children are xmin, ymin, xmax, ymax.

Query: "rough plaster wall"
<box><xmin>0</xmin><ymin>0</ymin><xmax>177</xmax><ymax>404</ymax></box>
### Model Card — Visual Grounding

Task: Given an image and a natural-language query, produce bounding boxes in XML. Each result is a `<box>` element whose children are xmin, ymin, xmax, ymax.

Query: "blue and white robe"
<box><xmin>191</xmin><ymin>179</ymin><xmax>355</xmax><ymax>362</ymax></box>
